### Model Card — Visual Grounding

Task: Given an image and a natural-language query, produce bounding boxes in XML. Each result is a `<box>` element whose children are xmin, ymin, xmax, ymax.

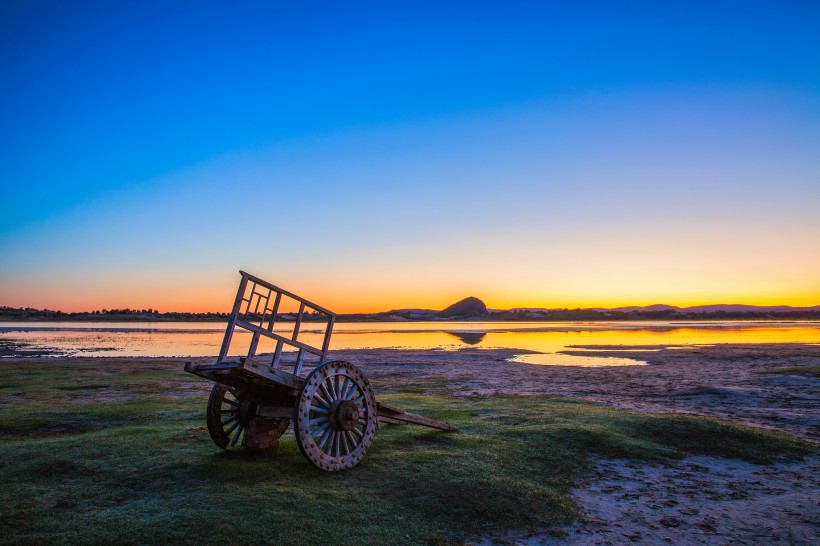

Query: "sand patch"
<box><xmin>532</xmin><ymin>455</ymin><xmax>819</xmax><ymax>545</ymax></box>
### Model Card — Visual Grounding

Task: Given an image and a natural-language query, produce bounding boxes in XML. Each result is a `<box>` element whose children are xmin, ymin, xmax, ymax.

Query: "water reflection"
<box><xmin>1</xmin><ymin>321</ymin><xmax>818</xmax><ymax>364</ymax></box>
<box><xmin>510</xmin><ymin>353</ymin><xmax>646</xmax><ymax>366</ymax></box>
<box><xmin>446</xmin><ymin>331</ymin><xmax>487</xmax><ymax>345</ymax></box>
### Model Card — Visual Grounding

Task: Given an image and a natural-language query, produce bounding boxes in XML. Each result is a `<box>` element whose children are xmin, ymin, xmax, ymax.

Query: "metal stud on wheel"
<box><xmin>206</xmin><ymin>383</ymin><xmax>288</xmax><ymax>450</ymax></box>
<box><xmin>294</xmin><ymin>361</ymin><xmax>378</xmax><ymax>471</ymax></box>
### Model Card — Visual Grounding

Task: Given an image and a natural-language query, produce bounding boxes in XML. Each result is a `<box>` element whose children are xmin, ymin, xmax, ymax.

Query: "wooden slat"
<box><xmin>271</xmin><ymin>340</ymin><xmax>283</xmax><ymax>369</ymax></box>
<box><xmin>267</xmin><ymin>292</ymin><xmax>282</xmax><ymax>331</ymax></box>
<box><xmin>248</xmin><ymin>332</ymin><xmax>260</xmax><ymax>359</ymax></box>
<box><xmin>242</xmin><ymin>360</ymin><xmax>303</xmax><ymax>389</ymax></box>
<box><xmin>217</xmin><ymin>275</ymin><xmax>249</xmax><ymax>363</ymax></box>
<box><xmin>240</xmin><ymin>270</ymin><xmax>336</xmax><ymax>317</ymax></box>
<box><xmin>235</xmin><ymin>319</ymin><xmax>324</xmax><ymax>356</ymax></box>
<box><xmin>321</xmin><ymin>315</ymin><xmax>335</xmax><ymax>358</ymax></box>
<box><xmin>293</xmin><ymin>348</ymin><xmax>305</xmax><ymax>376</ymax></box>
<box><xmin>251</xmin><ymin>286</ymin><xmax>263</xmax><ymax>315</ymax></box>
<box><xmin>293</xmin><ymin>302</ymin><xmax>305</xmax><ymax>340</ymax></box>
<box><xmin>185</xmin><ymin>361</ymin><xmax>240</xmax><ymax>373</ymax></box>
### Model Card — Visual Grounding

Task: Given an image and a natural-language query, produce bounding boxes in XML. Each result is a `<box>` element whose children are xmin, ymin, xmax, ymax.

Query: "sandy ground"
<box><xmin>479</xmin><ymin>455</ymin><xmax>819</xmax><ymax>545</ymax></box>
<box><xmin>553</xmin><ymin>455</ymin><xmax>818</xmax><ymax>545</ymax></box>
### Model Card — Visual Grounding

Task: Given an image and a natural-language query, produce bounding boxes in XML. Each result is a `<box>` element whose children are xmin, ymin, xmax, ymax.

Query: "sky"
<box><xmin>1</xmin><ymin>1</ymin><xmax>819</xmax><ymax>313</ymax></box>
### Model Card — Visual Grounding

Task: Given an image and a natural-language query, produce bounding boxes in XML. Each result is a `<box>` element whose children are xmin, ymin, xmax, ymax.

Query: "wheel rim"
<box><xmin>295</xmin><ymin>361</ymin><xmax>377</xmax><ymax>471</ymax></box>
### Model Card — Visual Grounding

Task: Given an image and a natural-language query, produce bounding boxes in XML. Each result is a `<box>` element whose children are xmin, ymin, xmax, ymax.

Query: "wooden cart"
<box><xmin>185</xmin><ymin>271</ymin><xmax>456</xmax><ymax>471</ymax></box>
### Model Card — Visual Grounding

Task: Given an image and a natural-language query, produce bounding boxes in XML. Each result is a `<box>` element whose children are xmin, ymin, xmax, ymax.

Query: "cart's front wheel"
<box><xmin>206</xmin><ymin>384</ymin><xmax>288</xmax><ymax>450</ymax></box>
<box><xmin>294</xmin><ymin>361</ymin><xmax>378</xmax><ymax>471</ymax></box>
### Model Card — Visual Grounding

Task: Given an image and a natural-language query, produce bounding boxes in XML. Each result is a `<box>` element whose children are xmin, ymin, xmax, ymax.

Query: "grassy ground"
<box><xmin>756</xmin><ymin>365</ymin><xmax>820</xmax><ymax>376</ymax></box>
<box><xmin>0</xmin><ymin>358</ymin><xmax>814</xmax><ymax>545</ymax></box>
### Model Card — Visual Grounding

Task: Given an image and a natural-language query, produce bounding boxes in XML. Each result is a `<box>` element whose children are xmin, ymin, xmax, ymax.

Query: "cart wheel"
<box><xmin>294</xmin><ymin>361</ymin><xmax>378</xmax><ymax>471</ymax></box>
<box><xmin>206</xmin><ymin>383</ymin><xmax>288</xmax><ymax>450</ymax></box>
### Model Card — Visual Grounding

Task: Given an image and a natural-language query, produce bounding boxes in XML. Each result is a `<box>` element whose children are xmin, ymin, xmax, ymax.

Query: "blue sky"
<box><xmin>1</xmin><ymin>1</ymin><xmax>819</xmax><ymax>311</ymax></box>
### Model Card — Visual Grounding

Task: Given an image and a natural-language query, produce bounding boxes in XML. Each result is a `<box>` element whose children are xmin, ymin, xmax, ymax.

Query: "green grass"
<box><xmin>0</xmin><ymin>359</ymin><xmax>814</xmax><ymax>545</ymax></box>
<box><xmin>756</xmin><ymin>365</ymin><xmax>820</xmax><ymax>377</ymax></box>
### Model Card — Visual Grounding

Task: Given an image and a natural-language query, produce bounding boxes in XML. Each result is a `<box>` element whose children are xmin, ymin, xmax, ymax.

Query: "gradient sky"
<box><xmin>1</xmin><ymin>1</ymin><xmax>819</xmax><ymax>313</ymax></box>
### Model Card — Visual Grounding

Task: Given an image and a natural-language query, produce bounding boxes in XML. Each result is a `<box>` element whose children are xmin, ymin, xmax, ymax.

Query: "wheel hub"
<box><xmin>329</xmin><ymin>399</ymin><xmax>359</xmax><ymax>431</ymax></box>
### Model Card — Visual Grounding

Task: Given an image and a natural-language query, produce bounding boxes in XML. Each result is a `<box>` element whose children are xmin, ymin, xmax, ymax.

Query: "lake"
<box><xmin>2</xmin><ymin>320</ymin><xmax>819</xmax><ymax>366</ymax></box>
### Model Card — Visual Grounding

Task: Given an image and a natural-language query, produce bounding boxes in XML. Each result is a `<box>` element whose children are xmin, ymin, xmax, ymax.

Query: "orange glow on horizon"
<box><xmin>1</xmin><ymin>281</ymin><xmax>818</xmax><ymax>314</ymax></box>
<box><xmin>2</xmin><ymin>253</ymin><xmax>819</xmax><ymax>314</ymax></box>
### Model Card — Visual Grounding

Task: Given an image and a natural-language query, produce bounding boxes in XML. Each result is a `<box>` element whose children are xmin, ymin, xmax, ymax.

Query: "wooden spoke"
<box><xmin>320</xmin><ymin>381</ymin><xmax>335</xmax><ymax>403</ymax></box>
<box><xmin>318</xmin><ymin>427</ymin><xmax>333</xmax><ymax>451</ymax></box>
<box><xmin>221</xmin><ymin>415</ymin><xmax>238</xmax><ymax>426</ymax></box>
<box><xmin>327</xmin><ymin>431</ymin><xmax>335</xmax><ymax>457</ymax></box>
<box><xmin>230</xmin><ymin>424</ymin><xmax>243</xmax><ymax>446</ymax></box>
<box><xmin>314</xmin><ymin>391</ymin><xmax>332</xmax><ymax>408</ymax></box>
<box><xmin>311</xmin><ymin>422</ymin><xmax>330</xmax><ymax>438</ymax></box>
<box><xmin>342</xmin><ymin>431</ymin><xmax>353</xmax><ymax>455</ymax></box>
<box><xmin>224</xmin><ymin>420</ymin><xmax>241</xmax><ymax>437</ymax></box>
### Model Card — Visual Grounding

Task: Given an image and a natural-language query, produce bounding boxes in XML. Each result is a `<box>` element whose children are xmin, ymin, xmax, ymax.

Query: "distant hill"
<box><xmin>601</xmin><ymin>304</ymin><xmax>820</xmax><ymax>313</ymax></box>
<box><xmin>438</xmin><ymin>297</ymin><xmax>489</xmax><ymax>318</ymax></box>
<box><xmin>684</xmin><ymin>304</ymin><xmax>820</xmax><ymax>313</ymax></box>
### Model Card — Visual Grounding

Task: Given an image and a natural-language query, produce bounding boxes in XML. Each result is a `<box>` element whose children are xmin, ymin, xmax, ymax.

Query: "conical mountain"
<box><xmin>438</xmin><ymin>296</ymin><xmax>488</xmax><ymax>317</ymax></box>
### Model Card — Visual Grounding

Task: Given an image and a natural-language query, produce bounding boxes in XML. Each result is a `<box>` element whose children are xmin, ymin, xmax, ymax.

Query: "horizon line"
<box><xmin>3</xmin><ymin>302</ymin><xmax>820</xmax><ymax>316</ymax></box>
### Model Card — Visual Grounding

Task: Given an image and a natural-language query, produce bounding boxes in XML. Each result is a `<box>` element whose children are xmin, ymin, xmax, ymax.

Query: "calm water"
<box><xmin>2</xmin><ymin>320</ymin><xmax>819</xmax><ymax>366</ymax></box>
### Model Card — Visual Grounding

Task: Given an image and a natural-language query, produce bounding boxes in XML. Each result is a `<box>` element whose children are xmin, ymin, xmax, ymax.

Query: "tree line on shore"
<box><xmin>0</xmin><ymin>306</ymin><xmax>230</xmax><ymax>321</ymax></box>
<box><xmin>2</xmin><ymin>305</ymin><xmax>818</xmax><ymax>322</ymax></box>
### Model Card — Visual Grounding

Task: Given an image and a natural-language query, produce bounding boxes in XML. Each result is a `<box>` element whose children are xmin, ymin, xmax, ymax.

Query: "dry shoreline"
<box><xmin>3</xmin><ymin>343</ymin><xmax>818</xmax><ymax>543</ymax></box>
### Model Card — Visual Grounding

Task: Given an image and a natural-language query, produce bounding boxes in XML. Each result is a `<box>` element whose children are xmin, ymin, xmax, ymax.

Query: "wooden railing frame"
<box><xmin>216</xmin><ymin>271</ymin><xmax>336</xmax><ymax>376</ymax></box>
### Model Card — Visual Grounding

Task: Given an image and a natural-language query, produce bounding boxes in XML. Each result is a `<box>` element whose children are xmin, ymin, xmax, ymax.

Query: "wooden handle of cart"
<box><xmin>377</xmin><ymin>402</ymin><xmax>458</xmax><ymax>431</ymax></box>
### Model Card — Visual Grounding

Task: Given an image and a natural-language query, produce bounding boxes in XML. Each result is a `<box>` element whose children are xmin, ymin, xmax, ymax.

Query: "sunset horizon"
<box><xmin>3</xmin><ymin>281</ymin><xmax>819</xmax><ymax>316</ymax></box>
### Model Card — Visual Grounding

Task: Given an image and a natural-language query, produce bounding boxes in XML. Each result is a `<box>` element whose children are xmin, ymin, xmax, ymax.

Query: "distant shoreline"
<box><xmin>4</xmin><ymin>303</ymin><xmax>820</xmax><ymax>323</ymax></box>
<box><xmin>2</xmin><ymin>314</ymin><xmax>819</xmax><ymax>323</ymax></box>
